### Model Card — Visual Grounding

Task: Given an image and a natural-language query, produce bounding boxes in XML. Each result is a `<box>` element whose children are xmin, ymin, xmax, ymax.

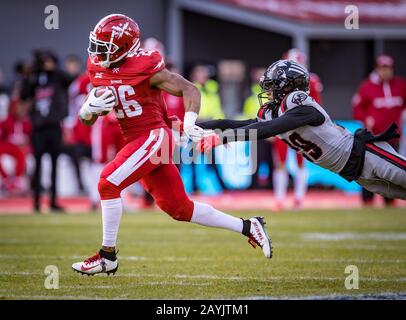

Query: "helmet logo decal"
<box><xmin>111</xmin><ymin>22</ymin><xmax>130</xmax><ymax>39</ymax></box>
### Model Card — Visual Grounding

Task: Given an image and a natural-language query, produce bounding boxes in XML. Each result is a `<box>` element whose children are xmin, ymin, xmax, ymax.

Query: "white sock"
<box><xmin>273</xmin><ymin>168</ymin><xmax>288</xmax><ymax>202</ymax></box>
<box><xmin>191</xmin><ymin>201</ymin><xmax>243</xmax><ymax>233</ymax></box>
<box><xmin>90</xmin><ymin>163</ymin><xmax>104</xmax><ymax>204</ymax></box>
<box><xmin>101</xmin><ymin>198</ymin><xmax>123</xmax><ymax>247</ymax></box>
<box><xmin>294</xmin><ymin>167</ymin><xmax>308</xmax><ymax>201</ymax></box>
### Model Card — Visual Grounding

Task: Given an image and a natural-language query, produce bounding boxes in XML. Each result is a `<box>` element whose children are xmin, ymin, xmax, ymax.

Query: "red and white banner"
<box><xmin>215</xmin><ymin>0</ymin><xmax>406</xmax><ymax>24</ymax></box>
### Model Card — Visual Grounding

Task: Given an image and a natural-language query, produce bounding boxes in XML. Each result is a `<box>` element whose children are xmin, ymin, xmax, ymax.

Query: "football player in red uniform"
<box><xmin>72</xmin><ymin>14</ymin><xmax>272</xmax><ymax>275</ymax></box>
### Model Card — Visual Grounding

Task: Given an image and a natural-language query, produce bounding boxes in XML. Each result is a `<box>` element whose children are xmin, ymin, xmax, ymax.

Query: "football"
<box><xmin>94</xmin><ymin>86</ymin><xmax>117</xmax><ymax>115</ymax></box>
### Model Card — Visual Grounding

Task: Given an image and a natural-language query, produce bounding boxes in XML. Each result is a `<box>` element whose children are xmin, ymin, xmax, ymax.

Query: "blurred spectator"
<box><xmin>352</xmin><ymin>54</ymin><xmax>406</xmax><ymax>207</ymax></box>
<box><xmin>64</xmin><ymin>55</ymin><xmax>82</xmax><ymax>78</ymax></box>
<box><xmin>0</xmin><ymin>68</ymin><xmax>11</xmax><ymax>192</ymax></box>
<box><xmin>0</xmin><ymin>63</ymin><xmax>32</xmax><ymax>195</ymax></box>
<box><xmin>11</xmin><ymin>61</ymin><xmax>31</xmax><ymax>102</ymax></box>
<box><xmin>63</xmin><ymin>72</ymin><xmax>92</xmax><ymax>194</ymax></box>
<box><xmin>142</xmin><ymin>37</ymin><xmax>166</xmax><ymax>57</ymax></box>
<box><xmin>0</xmin><ymin>104</ymin><xmax>32</xmax><ymax>195</ymax></box>
<box><xmin>242</xmin><ymin>67</ymin><xmax>274</xmax><ymax>189</ymax></box>
<box><xmin>190</xmin><ymin>65</ymin><xmax>226</xmax><ymax>192</ymax></box>
<box><xmin>400</xmin><ymin>111</ymin><xmax>406</xmax><ymax>157</ymax></box>
<box><xmin>191</xmin><ymin>65</ymin><xmax>224</xmax><ymax>120</ymax></box>
<box><xmin>0</xmin><ymin>68</ymin><xmax>9</xmax><ymax>121</ymax></box>
<box><xmin>21</xmin><ymin>50</ymin><xmax>73</xmax><ymax>213</ymax></box>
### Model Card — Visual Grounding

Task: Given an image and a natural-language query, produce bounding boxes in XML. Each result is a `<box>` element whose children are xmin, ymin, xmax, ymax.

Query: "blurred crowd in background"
<box><xmin>0</xmin><ymin>37</ymin><xmax>406</xmax><ymax>213</ymax></box>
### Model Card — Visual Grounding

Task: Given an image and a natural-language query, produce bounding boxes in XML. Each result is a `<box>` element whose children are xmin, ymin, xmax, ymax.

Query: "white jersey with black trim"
<box><xmin>259</xmin><ymin>91</ymin><xmax>354</xmax><ymax>173</ymax></box>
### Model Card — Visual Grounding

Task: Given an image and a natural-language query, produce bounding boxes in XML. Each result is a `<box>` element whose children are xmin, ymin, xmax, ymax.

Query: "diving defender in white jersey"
<box><xmin>197</xmin><ymin>60</ymin><xmax>406</xmax><ymax>200</ymax></box>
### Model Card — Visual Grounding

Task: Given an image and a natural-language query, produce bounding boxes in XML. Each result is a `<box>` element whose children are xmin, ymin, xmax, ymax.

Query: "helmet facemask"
<box><xmin>257</xmin><ymin>77</ymin><xmax>291</xmax><ymax>111</ymax></box>
<box><xmin>88</xmin><ymin>31</ymin><xmax>140</xmax><ymax>68</ymax></box>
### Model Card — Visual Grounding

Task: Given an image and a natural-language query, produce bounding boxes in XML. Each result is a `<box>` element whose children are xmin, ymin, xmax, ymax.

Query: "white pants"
<box><xmin>356</xmin><ymin>141</ymin><xmax>406</xmax><ymax>200</ymax></box>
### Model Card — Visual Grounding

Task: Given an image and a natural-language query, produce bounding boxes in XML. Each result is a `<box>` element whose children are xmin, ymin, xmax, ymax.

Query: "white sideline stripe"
<box><xmin>302</xmin><ymin>232</ymin><xmax>406</xmax><ymax>241</ymax></box>
<box><xmin>1</xmin><ymin>271</ymin><xmax>403</xmax><ymax>283</ymax></box>
<box><xmin>1</xmin><ymin>254</ymin><xmax>406</xmax><ymax>264</ymax></box>
<box><xmin>1</xmin><ymin>270</ymin><xmax>405</xmax><ymax>283</ymax></box>
<box><xmin>63</xmin><ymin>285</ymin><xmax>121</xmax><ymax>289</ymax></box>
<box><xmin>4</xmin><ymin>295</ymin><xmax>110</xmax><ymax>300</ymax></box>
<box><xmin>115</xmin><ymin>273</ymin><xmax>243</xmax><ymax>280</ymax></box>
<box><xmin>107</xmin><ymin>128</ymin><xmax>164</xmax><ymax>186</ymax></box>
<box><xmin>237</xmin><ymin>292</ymin><xmax>406</xmax><ymax>300</ymax></box>
<box><xmin>115</xmin><ymin>273</ymin><xmax>406</xmax><ymax>283</ymax></box>
<box><xmin>277</xmin><ymin>243</ymin><xmax>406</xmax><ymax>250</ymax></box>
<box><xmin>63</xmin><ymin>282</ymin><xmax>210</xmax><ymax>288</ymax></box>
<box><xmin>0</xmin><ymin>271</ymin><xmax>38</xmax><ymax>275</ymax></box>
<box><xmin>138</xmin><ymin>281</ymin><xmax>211</xmax><ymax>287</ymax></box>
<box><xmin>5</xmin><ymin>293</ymin><xmax>405</xmax><ymax>300</ymax></box>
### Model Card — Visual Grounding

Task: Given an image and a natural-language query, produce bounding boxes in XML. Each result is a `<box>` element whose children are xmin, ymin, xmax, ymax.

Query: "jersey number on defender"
<box><xmin>114</xmin><ymin>85</ymin><xmax>142</xmax><ymax>118</ymax></box>
<box><xmin>284</xmin><ymin>132</ymin><xmax>323</xmax><ymax>161</ymax></box>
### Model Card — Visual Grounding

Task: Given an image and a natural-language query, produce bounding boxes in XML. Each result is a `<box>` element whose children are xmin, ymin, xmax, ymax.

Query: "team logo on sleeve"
<box><xmin>291</xmin><ymin>92</ymin><xmax>308</xmax><ymax>105</ymax></box>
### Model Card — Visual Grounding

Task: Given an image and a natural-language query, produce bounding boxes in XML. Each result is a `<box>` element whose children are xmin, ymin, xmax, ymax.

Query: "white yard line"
<box><xmin>1</xmin><ymin>254</ymin><xmax>406</xmax><ymax>264</ymax></box>
<box><xmin>1</xmin><ymin>270</ymin><xmax>404</xmax><ymax>284</ymax></box>
<box><xmin>301</xmin><ymin>232</ymin><xmax>406</xmax><ymax>241</ymax></box>
<box><xmin>238</xmin><ymin>292</ymin><xmax>406</xmax><ymax>300</ymax></box>
<box><xmin>3</xmin><ymin>295</ymin><xmax>111</xmax><ymax>300</ymax></box>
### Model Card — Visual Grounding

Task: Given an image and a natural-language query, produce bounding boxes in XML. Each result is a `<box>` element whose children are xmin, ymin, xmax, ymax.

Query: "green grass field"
<box><xmin>1</xmin><ymin>208</ymin><xmax>405</xmax><ymax>300</ymax></box>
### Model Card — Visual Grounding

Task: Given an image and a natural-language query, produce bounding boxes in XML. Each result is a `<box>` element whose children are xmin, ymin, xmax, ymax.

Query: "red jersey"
<box><xmin>70</xmin><ymin>73</ymin><xmax>92</xmax><ymax>146</ymax></box>
<box><xmin>309</xmin><ymin>73</ymin><xmax>323</xmax><ymax>105</ymax></box>
<box><xmin>0</xmin><ymin>113</ymin><xmax>31</xmax><ymax>144</ymax></box>
<box><xmin>352</xmin><ymin>72</ymin><xmax>406</xmax><ymax>134</ymax></box>
<box><xmin>163</xmin><ymin>91</ymin><xmax>185</xmax><ymax>120</ymax></box>
<box><xmin>87</xmin><ymin>49</ymin><xmax>169</xmax><ymax>142</ymax></box>
<box><xmin>91</xmin><ymin>111</ymin><xmax>125</xmax><ymax>164</ymax></box>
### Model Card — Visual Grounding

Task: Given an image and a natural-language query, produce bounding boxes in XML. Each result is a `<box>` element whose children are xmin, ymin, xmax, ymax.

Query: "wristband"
<box><xmin>183</xmin><ymin>111</ymin><xmax>198</xmax><ymax>130</ymax></box>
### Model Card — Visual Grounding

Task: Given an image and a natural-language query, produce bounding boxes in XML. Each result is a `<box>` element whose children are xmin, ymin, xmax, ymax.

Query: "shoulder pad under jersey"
<box><xmin>280</xmin><ymin>91</ymin><xmax>313</xmax><ymax>113</ymax></box>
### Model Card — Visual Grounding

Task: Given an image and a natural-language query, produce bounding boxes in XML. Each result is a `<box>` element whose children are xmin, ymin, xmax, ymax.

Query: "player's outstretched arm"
<box><xmin>225</xmin><ymin>106</ymin><xmax>325</xmax><ymax>140</ymax></box>
<box><xmin>198</xmin><ymin>118</ymin><xmax>257</xmax><ymax>130</ymax></box>
<box><xmin>197</xmin><ymin>106</ymin><xmax>325</xmax><ymax>152</ymax></box>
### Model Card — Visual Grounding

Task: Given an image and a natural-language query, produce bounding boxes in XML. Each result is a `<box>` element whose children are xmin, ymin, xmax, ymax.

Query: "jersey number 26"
<box><xmin>113</xmin><ymin>85</ymin><xmax>142</xmax><ymax>118</ymax></box>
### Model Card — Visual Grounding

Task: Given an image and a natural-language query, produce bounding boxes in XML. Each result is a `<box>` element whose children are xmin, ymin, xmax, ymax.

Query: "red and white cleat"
<box><xmin>247</xmin><ymin>217</ymin><xmax>273</xmax><ymax>259</ymax></box>
<box><xmin>72</xmin><ymin>250</ymin><xmax>118</xmax><ymax>276</ymax></box>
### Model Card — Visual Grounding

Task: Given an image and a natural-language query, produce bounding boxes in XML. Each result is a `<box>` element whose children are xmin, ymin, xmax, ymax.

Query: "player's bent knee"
<box><xmin>98</xmin><ymin>177</ymin><xmax>121</xmax><ymax>200</ymax></box>
<box><xmin>157</xmin><ymin>199</ymin><xmax>193</xmax><ymax>222</ymax></box>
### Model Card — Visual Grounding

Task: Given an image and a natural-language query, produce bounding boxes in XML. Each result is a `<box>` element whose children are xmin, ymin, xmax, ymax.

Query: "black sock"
<box><xmin>241</xmin><ymin>219</ymin><xmax>251</xmax><ymax>237</ymax></box>
<box><xmin>99</xmin><ymin>249</ymin><xmax>117</xmax><ymax>261</ymax></box>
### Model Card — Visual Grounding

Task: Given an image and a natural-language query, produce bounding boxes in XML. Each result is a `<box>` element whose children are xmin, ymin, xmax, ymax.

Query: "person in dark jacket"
<box><xmin>21</xmin><ymin>50</ymin><xmax>73</xmax><ymax>213</ymax></box>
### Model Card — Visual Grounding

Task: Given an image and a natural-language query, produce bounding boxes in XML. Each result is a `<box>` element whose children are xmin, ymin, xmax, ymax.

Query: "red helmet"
<box><xmin>88</xmin><ymin>14</ymin><xmax>140</xmax><ymax>68</ymax></box>
<box><xmin>283</xmin><ymin>48</ymin><xmax>308</xmax><ymax>68</ymax></box>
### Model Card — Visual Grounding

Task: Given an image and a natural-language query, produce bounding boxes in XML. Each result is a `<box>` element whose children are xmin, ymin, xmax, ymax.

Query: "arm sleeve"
<box><xmin>198</xmin><ymin>118</ymin><xmax>257</xmax><ymax>130</ymax></box>
<box><xmin>221</xmin><ymin>106</ymin><xmax>325</xmax><ymax>142</ymax></box>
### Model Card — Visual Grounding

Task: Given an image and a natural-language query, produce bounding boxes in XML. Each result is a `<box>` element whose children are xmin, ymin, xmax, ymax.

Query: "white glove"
<box><xmin>184</xmin><ymin>125</ymin><xmax>215</xmax><ymax>142</ymax></box>
<box><xmin>183</xmin><ymin>111</ymin><xmax>215</xmax><ymax>142</ymax></box>
<box><xmin>80</xmin><ymin>87</ymin><xmax>116</xmax><ymax>120</ymax></box>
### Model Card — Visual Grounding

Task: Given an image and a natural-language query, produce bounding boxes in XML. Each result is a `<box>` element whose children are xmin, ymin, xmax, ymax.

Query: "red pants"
<box><xmin>98</xmin><ymin>127</ymin><xmax>193</xmax><ymax>221</ymax></box>
<box><xmin>274</xmin><ymin>137</ymin><xmax>304</xmax><ymax>167</ymax></box>
<box><xmin>0</xmin><ymin>141</ymin><xmax>26</xmax><ymax>178</ymax></box>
